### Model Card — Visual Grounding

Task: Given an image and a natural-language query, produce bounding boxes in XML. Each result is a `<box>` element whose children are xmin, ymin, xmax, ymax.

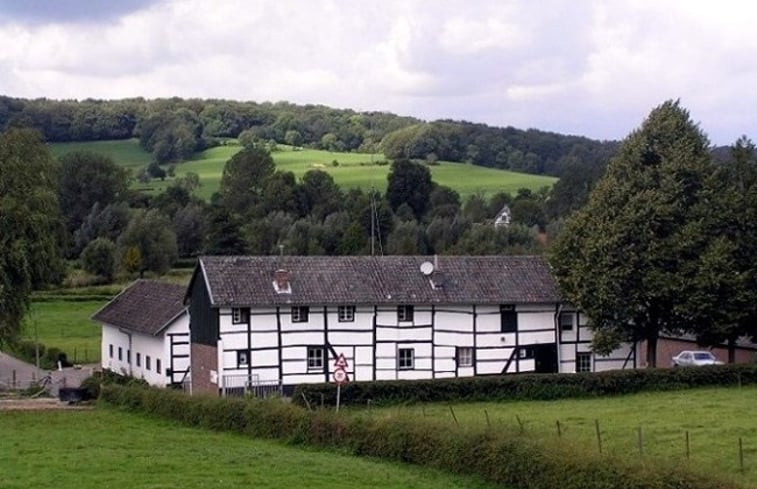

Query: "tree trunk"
<box><xmin>646</xmin><ymin>333</ymin><xmax>658</xmax><ymax>368</ymax></box>
<box><xmin>728</xmin><ymin>337</ymin><xmax>736</xmax><ymax>364</ymax></box>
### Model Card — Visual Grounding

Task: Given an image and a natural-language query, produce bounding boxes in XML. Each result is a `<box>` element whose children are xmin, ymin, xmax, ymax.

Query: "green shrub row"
<box><xmin>294</xmin><ymin>364</ymin><xmax>757</xmax><ymax>407</ymax></box>
<box><xmin>101</xmin><ymin>384</ymin><xmax>739</xmax><ymax>489</ymax></box>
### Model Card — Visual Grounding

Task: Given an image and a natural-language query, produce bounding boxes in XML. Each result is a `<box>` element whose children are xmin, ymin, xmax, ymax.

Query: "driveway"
<box><xmin>0</xmin><ymin>351</ymin><xmax>95</xmax><ymax>395</ymax></box>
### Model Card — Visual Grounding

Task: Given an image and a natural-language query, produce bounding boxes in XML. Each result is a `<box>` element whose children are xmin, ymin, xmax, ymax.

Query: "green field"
<box><xmin>49</xmin><ymin>139</ymin><xmax>557</xmax><ymax>200</ymax></box>
<box><xmin>365</xmin><ymin>386</ymin><xmax>756</xmax><ymax>486</ymax></box>
<box><xmin>0</xmin><ymin>409</ymin><xmax>497</xmax><ymax>489</ymax></box>
<box><xmin>21</xmin><ymin>300</ymin><xmax>107</xmax><ymax>363</ymax></box>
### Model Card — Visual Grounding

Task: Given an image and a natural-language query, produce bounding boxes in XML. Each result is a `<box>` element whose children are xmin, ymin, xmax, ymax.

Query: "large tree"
<box><xmin>117</xmin><ymin>209</ymin><xmax>178</xmax><ymax>276</ymax></box>
<box><xmin>0</xmin><ymin>129</ymin><xmax>64</xmax><ymax>344</ymax></box>
<box><xmin>551</xmin><ymin>101</ymin><xmax>718</xmax><ymax>367</ymax></box>
<box><xmin>386</xmin><ymin>159</ymin><xmax>433</xmax><ymax>219</ymax></box>
<box><xmin>58</xmin><ymin>150</ymin><xmax>129</xmax><ymax>234</ymax></box>
<box><xmin>218</xmin><ymin>146</ymin><xmax>275</xmax><ymax>217</ymax></box>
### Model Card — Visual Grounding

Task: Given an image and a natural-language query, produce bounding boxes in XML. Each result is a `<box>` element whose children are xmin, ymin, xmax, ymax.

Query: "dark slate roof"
<box><xmin>92</xmin><ymin>280</ymin><xmax>187</xmax><ymax>336</ymax></box>
<box><xmin>198</xmin><ymin>255</ymin><xmax>560</xmax><ymax>307</ymax></box>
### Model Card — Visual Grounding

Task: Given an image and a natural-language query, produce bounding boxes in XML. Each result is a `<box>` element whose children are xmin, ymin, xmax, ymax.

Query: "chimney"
<box><xmin>274</xmin><ymin>269</ymin><xmax>290</xmax><ymax>293</ymax></box>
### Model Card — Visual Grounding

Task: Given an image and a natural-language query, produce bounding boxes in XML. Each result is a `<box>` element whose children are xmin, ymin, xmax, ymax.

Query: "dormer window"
<box><xmin>273</xmin><ymin>269</ymin><xmax>292</xmax><ymax>294</ymax></box>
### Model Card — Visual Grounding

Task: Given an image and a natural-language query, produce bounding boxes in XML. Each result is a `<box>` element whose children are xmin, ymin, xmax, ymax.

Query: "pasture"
<box><xmin>49</xmin><ymin>139</ymin><xmax>557</xmax><ymax>200</ymax></box>
<box><xmin>363</xmin><ymin>386</ymin><xmax>756</xmax><ymax>486</ymax></box>
<box><xmin>0</xmin><ymin>409</ymin><xmax>498</xmax><ymax>489</ymax></box>
<box><xmin>21</xmin><ymin>300</ymin><xmax>106</xmax><ymax>363</ymax></box>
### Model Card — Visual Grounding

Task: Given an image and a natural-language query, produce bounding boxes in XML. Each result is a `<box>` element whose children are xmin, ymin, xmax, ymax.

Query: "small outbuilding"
<box><xmin>93</xmin><ymin>280</ymin><xmax>190</xmax><ymax>387</ymax></box>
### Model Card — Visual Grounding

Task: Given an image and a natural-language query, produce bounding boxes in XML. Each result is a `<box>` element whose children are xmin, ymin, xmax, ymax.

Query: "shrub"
<box><xmin>81</xmin><ymin>238</ymin><xmax>116</xmax><ymax>281</ymax></box>
<box><xmin>101</xmin><ymin>384</ymin><xmax>737</xmax><ymax>489</ymax></box>
<box><xmin>294</xmin><ymin>364</ymin><xmax>757</xmax><ymax>407</ymax></box>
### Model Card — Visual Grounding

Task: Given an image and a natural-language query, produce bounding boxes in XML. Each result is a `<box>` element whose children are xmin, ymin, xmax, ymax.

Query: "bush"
<box><xmin>294</xmin><ymin>364</ymin><xmax>757</xmax><ymax>407</ymax></box>
<box><xmin>81</xmin><ymin>370</ymin><xmax>148</xmax><ymax>400</ymax></box>
<box><xmin>9</xmin><ymin>340</ymin><xmax>70</xmax><ymax>370</ymax></box>
<box><xmin>101</xmin><ymin>384</ymin><xmax>736</xmax><ymax>489</ymax></box>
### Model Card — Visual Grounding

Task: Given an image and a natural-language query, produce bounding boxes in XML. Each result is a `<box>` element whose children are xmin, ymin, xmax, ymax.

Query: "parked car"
<box><xmin>671</xmin><ymin>350</ymin><xmax>724</xmax><ymax>367</ymax></box>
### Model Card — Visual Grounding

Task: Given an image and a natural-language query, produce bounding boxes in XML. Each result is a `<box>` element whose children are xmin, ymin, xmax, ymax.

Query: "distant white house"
<box><xmin>93</xmin><ymin>280</ymin><xmax>190</xmax><ymax>387</ymax></box>
<box><xmin>185</xmin><ymin>255</ymin><xmax>637</xmax><ymax>396</ymax></box>
<box><xmin>494</xmin><ymin>205</ymin><xmax>511</xmax><ymax>228</ymax></box>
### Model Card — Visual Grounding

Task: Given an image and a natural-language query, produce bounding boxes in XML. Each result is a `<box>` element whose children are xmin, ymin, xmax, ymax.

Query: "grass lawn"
<box><xmin>363</xmin><ymin>386</ymin><xmax>756</xmax><ymax>486</ymax></box>
<box><xmin>21</xmin><ymin>300</ymin><xmax>107</xmax><ymax>363</ymax></box>
<box><xmin>50</xmin><ymin>139</ymin><xmax>557</xmax><ymax>200</ymax></box>
<box><xmin>48</xmin><ymin>138</ymin><xmax>153</xmax><ymax>169</ymax></box>
<box><xmin>0</xmin><ymin>409</ymin><xmax>498</xmax><ymax>489</ymax></box>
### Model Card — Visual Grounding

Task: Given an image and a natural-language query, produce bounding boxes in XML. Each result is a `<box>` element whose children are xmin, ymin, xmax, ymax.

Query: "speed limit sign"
<box><xmin>333</xmin><ymin>367</ymin><xmax>348</xmax><ymax>384</ymax></box>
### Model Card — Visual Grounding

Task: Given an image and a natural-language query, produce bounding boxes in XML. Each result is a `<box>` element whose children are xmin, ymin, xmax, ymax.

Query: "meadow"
<box><xmin>363</xmin><ymin>386</ymin><xmax>757</xmax><ymax>486</ymax></box>
<box><xmin>21</xmin><ymin>300</ymin><xmax>106</xmax><ymax>363</ymax></box>
<box><xmin>0</xmin><ymin>408</ymin><xmax>498</xmax><ymax>489</ymax></box>
<box><xmin>49</xmin><ymin>139</ymin><xmax>557</xmax><ymax>200</ymax></box>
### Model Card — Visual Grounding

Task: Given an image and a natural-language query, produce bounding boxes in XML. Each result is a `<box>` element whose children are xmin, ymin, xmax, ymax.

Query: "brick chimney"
<box><xmin>274</xmin><ymin>269</ymin><xmax>290</xmax><ymax>293</ymax></box>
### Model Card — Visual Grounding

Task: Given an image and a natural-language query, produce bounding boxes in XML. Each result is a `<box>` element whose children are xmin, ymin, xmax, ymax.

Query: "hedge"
<box><xmin>293</xmin><ymin>364</ymin><xmax>757</xmax><ymax>407</ymax></box>
<box><xmin>100</xmin><ymin>384</ymin><xmax>740</xmax><ymax>489</ymax></box>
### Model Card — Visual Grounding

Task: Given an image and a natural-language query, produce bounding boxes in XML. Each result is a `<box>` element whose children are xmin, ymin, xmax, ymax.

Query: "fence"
<box><xmin>221</xmin><ymin>373</ymin><xmax>282</xmax><ymax>398</ymax></box>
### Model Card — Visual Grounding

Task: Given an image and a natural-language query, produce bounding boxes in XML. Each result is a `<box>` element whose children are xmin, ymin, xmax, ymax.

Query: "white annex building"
<box><xmin>93</xmin><ymin>280</ymin><xmax>190</xmax><ymax>387</ymax></box>
<box><xmin>185</xmin><ymin>256</ymin><xmax>637</xmax><ymax>396</ymax></box>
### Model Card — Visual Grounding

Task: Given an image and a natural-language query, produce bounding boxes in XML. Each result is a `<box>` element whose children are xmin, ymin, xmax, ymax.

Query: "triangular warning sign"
<box><xmin>333</xmin><ymin>353</ymin><xmax>349</xmax><ymax>369</ymax></box>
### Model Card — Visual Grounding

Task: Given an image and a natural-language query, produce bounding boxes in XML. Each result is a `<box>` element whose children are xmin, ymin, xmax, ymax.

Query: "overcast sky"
<box><xmin>0</xmin><ymin>0</ymin><xmax>755</xmax><ymax>144</ymax></box>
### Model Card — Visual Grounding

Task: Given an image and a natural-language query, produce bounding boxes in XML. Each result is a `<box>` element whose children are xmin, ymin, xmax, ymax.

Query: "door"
<box><xmin>533</xmin><ymin>344</ymin><xmax>558</xmax><ymax>373</ymax></box>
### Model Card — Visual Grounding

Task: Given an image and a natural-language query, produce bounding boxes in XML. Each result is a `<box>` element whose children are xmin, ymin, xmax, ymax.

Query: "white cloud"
<box><xmin>0</xmin><ymin>0</ymin><xmax>755</xmax><ymax>144</ymax></box>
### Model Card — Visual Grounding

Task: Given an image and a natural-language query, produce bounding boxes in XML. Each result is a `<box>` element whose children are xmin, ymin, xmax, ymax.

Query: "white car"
<box><xmin>671</xmin><ymin>350</ymin><xmax>724</xmax><ymax>367</ymax></box>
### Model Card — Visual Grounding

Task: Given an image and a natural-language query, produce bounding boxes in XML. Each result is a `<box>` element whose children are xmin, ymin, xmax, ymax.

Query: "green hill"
<box><xmin>49</xmin><ymin>139</ymin><xmax>557</xmax><ymax>200</ymax></box>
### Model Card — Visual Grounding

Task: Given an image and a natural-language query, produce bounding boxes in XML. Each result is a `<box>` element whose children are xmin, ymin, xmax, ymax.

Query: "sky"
<box><xmin>0</xmin><ymin>0</ymin><xmax>755</xmax><ymax>144</ymax></box>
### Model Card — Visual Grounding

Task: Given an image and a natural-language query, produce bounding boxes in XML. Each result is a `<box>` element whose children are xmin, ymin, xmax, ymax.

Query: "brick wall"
<box><xmin>190</xmin><ymin>342</ymin><xmax>218</xmax><ymax>395</ymax></box>
<box><xmin>638</xmin><ymin>337</ymin><xmax>757</xmax><ymax>368</ymax></box>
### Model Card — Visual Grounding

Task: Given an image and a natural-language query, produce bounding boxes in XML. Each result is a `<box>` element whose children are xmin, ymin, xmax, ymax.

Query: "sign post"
<box><xmin>333</xmin><ymin>353</ymin><xmax>349</xmax><ymax>412</ymax></box>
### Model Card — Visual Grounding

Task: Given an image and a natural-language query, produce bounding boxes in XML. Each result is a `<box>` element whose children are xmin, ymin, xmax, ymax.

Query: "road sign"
<box><xmin>333</xmin><ymin>367</ymin><xmax>348</xmax><ymax>384</ymax></box>
<box><xmin>334</xmin><ymin>353</ymin><xmax>349</xmax><ymax>369</ymax></box>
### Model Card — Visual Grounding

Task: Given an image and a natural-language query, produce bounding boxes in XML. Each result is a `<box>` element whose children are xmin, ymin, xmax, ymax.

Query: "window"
<box><xmin>291</xmin><ymin>306</ymin><xmax>309</xmax><ymax>323</ymax></box>
<box><xmin>307</xmin><ymin>347</ymin><xmax>325</xmax><ymax>370</ymax></box>
<box><xmin>136</xmin><ymin>353</ymin><xmax>141</xmax><ymax>367</ymax></box>
<box><xmin>500</xmin><ymin>305</ymin><xmax>517</xmax><ymax>332</ymax></box>
<box><xmin>232</xmin><ymin>307</ymin><xmax>250</xmax><ymax>324</ymax></box>
<box><xmin>338</xmin><ymin>305</ymin><xmax>355</xmax><ymax>322</ymax></box>
<box><xmin>559</xmin><ymin>312</ymin><xmax>574</xmax><ymax>331</ymax></box>
<box><xmin>457</xmin><ymin>347</ymin><xmax>473</xmax><ymax>367</ymax></box>
<box><xmin>398</xmin><ymin>348</ymin><xmax>414</xmax><ymax>370</ymax></box>
<box><xmin>237</xmin><ymin>350</ymin><xmax>249</xmax><ymax>367</ymax></box>
<box><xmin>118</xmin><ymin>347</ymin><xmax>123</xmax><ymax>361</ymax></box>
<box><xmin>127</xmin><ymin>350</ymin><xmax>131</xmax><ymax>364</ymax></box>
<box><xmin>109</xmin><ymin>344</ymin><xmax>113</xmax><ymax>358</ymax></box>
<box><xmin>397</xmin><ymin>305</ymin><xmax>414</xmax><ymax>322</ymax></box>
<box><xmin>576</xmin><ymin>353</ymin><xmax>591</xmax><ymax>373</ymax></box>
<box><xmin>156</xmin><ymin>359</ymin><xmax>162</xmax><ymax>374</ymax></box>
<box><xmin>519</xmin><ymin>347</ymin><xmax>534</xmax><ymax>359</ymax></box>
<box><xmin>146</xmin><ymin>355</ymin><xmax>151</xmax><ymax>371</ymax></box>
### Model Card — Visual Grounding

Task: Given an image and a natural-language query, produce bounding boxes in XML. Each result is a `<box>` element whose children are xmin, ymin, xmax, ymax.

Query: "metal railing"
<box><xmin>221</xmin><ymin>373</ymin><xmax>282</xmax><ymax>398</ymax></box>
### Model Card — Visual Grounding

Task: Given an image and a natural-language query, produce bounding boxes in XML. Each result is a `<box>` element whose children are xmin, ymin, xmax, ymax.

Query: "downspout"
<box><xmin>554</xmin><ymin>303</ymin><xmax>563</xmax><ymax>373</ymax></box>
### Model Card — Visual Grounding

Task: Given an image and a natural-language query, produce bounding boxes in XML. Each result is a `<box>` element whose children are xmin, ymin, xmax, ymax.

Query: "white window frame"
<box><xmin>237</xmin><ymin>350</ymin><xmax>249</xmax><ymax>367</ymax></box>
<box><xmin>398</xmin><ymin>348</ymin><xmax>415</xmax><ymax>370</ymax></box>
<box><xmin>337</xmin><ymin>305</ymin><xmax>355</xmax><ymax>322</ymax></box>
<box><xmin>397</xmin><ymin>305</ymin><xmax>414</xmax><ymax>322</ymax></box>
<box><xmin>457</xmin><ymin>347</ymin><xmax>473</xmax><ymax>367</ymax></box>
<box><xmin>292</xmin><ymin>306</ymin><xmax>309</xmax><ymax>323</ymax></box>
<box><xmin>576</xmin><ymin>353</ymin><xmax>591</xmax><ymax>373</ymax></box>
<box><xmin>232</xmin><ymin>307</ymin><xmax>249</xmax><ymax>324</ymax></box>
<box><xmin>559</xmin><ymin>312</ymin><xmax>574</xmax><ymax>331</ymax></box>
<box><xmin>307</xmin><ymin>346</ymin><xmax>325</xmax><ymax>371</ymax></box>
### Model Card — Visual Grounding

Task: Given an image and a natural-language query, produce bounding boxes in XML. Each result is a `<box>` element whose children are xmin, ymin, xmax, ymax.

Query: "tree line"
<box><xmin>0</xmin><ymin>95</ymin><xmax>616</xmax><ymax>176</ymax></box>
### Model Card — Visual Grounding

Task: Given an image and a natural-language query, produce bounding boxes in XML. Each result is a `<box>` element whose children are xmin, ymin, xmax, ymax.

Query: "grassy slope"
<box><xmin>0</xmin><ymin>409</ymin><xmax>497</xmax><ymax>489</ymax></box>
<box><xmin>21</xmin><ymin>300</ymin><xmax>106</xmax><ymax>363</ymax></box>
<box><xmin>365</xmin><ymin>386</ymin><xmax>756</xmax><ymax>486</ymax></box>
<box><xmin>49</xmin><ymin>139</ymin><xmax>557</xmax><ymax>200</ymax></box>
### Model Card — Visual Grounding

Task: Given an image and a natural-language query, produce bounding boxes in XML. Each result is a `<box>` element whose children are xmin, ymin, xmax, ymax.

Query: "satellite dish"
<box><xmin>420</xmin><ymin>261</ymin><xmax>434</xmax><ymax>276</ymax></box>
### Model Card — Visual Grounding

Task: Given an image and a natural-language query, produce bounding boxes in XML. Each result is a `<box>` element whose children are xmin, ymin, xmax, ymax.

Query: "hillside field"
<box><xmin>0</xmin><ymin>408</ymin><xmax>498</xmax><ymax>489</ymax></box>
<box><xmin>362</xmin><ymin>386</ymin><xmax>756</xmax><ymax>486</ymax></box>
<box><xmin>49</xmin><ymin>139</ymin><xmax>557</xmax><ymax>200</ymax></box>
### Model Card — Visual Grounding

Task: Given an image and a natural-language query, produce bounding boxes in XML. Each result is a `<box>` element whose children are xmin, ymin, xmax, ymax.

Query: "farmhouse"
<box><xmin>93</xmin><ymin>280</ymin><xmax>190</xmax><ymax>387</ymax></box>
<box><xmin>186</xmin><ymin>255</ymin><xmax>637</xmax><ymax>395</ymax></box>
